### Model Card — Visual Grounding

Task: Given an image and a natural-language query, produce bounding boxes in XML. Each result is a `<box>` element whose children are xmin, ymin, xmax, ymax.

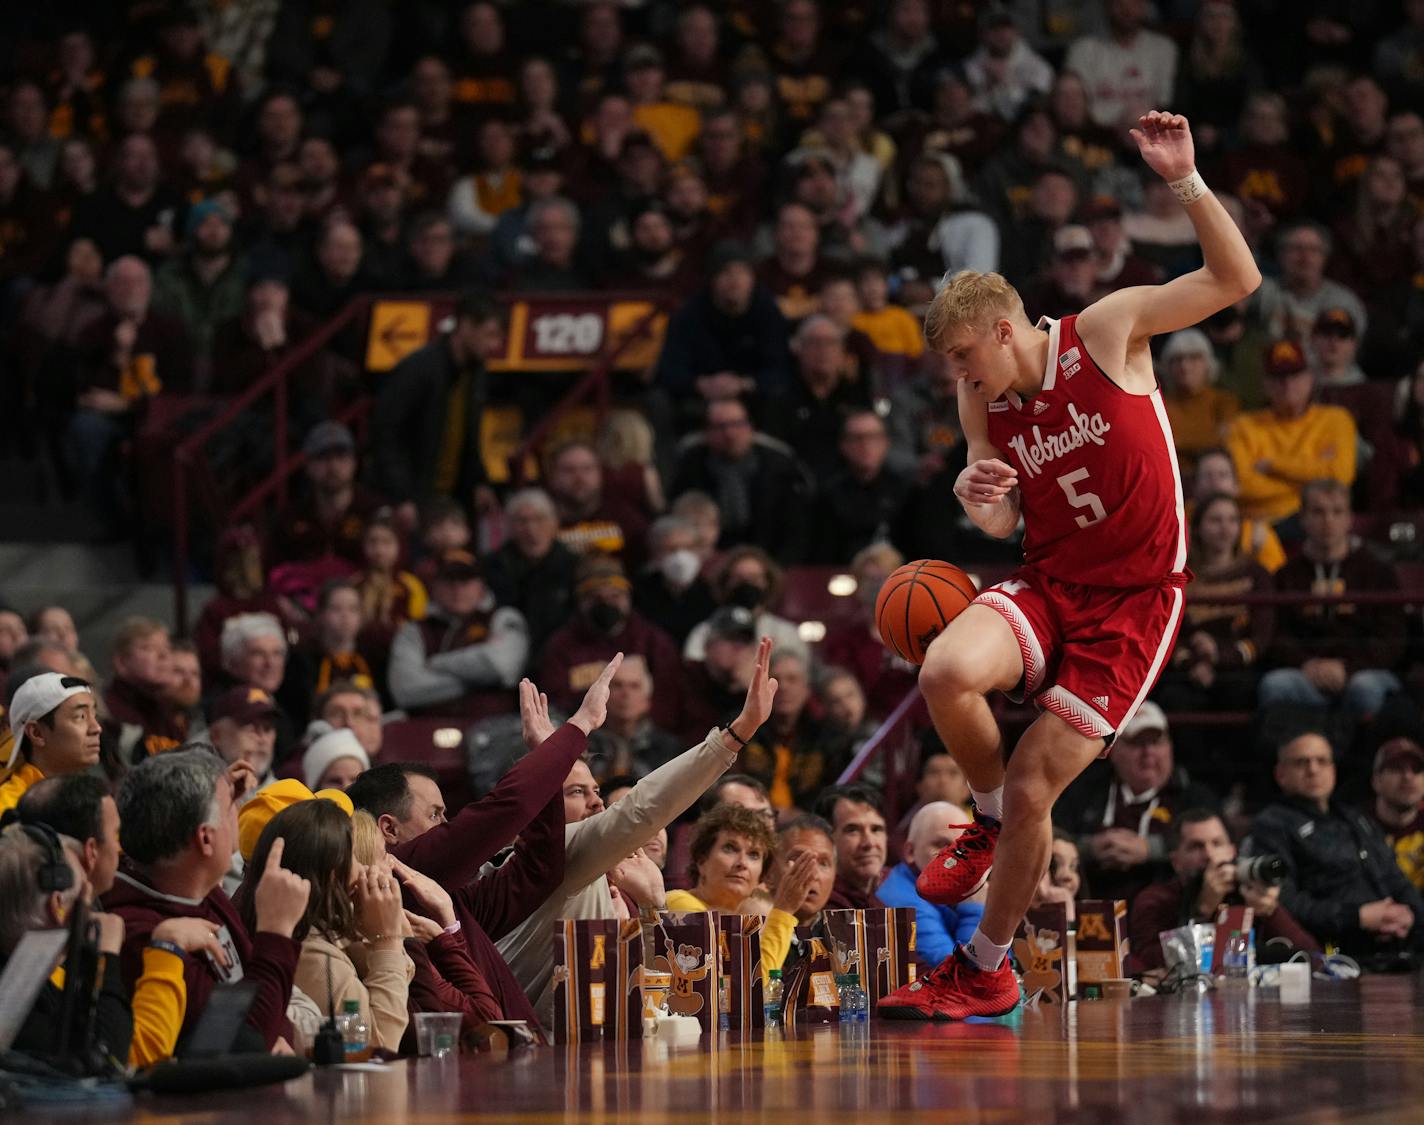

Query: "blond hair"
<box><xmin>350</xmin><ymin>809</ymin><xmax>383</xmax><ymax>866</ymax></box>
<box><xmin>923</xmin><ymin>271</ymin><xmax>1026</xmax><ymax>350</ymax></box>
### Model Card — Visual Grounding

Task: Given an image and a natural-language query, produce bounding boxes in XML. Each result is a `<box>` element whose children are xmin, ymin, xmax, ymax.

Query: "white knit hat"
<box><xmin>301</xmin><ymin>728</ymin><xmax>371</xmax><ymax>790</ymax></box>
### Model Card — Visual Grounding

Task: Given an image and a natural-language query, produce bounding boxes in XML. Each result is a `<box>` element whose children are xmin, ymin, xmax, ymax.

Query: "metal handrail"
<box><xmin>171</xmin><ymin>295</ymin><xmax>377</xmax><ymax>631</ymax></box>
<box><xmin>507</xmin><ymin>301</ymin><xmax>669</xmax><ymax>483</ymax></box>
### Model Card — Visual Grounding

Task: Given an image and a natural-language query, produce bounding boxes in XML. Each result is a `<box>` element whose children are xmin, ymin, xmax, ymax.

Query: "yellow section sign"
<box><xmin>366</xmin><ymin>301</ymin><xmax>433</xmax><ymax>372</ymax></box>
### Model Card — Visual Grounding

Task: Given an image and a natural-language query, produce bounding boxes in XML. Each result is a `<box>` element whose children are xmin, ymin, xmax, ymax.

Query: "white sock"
<box><xmin>969</xmin><ymin>786</ymin><xmax>1004</xmax><ymax>822</ymax></box>
<box><xmin>962</xmin><ymin>928</ymin><xmax>1011</xmax><ymax>972</ymax></box>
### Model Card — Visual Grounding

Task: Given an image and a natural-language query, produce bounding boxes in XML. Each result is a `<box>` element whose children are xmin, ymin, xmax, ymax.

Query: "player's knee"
<box><xmin>920</xmin><ymin>637</ymin><xmax>991</xmax><ymax>698</ymax></box>
<box><xmin>1002</xmin><ymin>774</ymin><xmax>1056</xmax><ymax>822</ymax></box>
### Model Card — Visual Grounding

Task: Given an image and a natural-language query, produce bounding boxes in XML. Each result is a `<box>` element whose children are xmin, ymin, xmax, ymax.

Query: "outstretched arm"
<box><xmin>1080</xmin><ymin>112</ymin><xmax>1261</xmax><ymax>343</ymax></box>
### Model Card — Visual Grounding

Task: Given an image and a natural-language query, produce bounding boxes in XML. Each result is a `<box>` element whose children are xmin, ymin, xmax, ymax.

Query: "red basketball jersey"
<box><xmin>985</xmin><ymin>315</ymin><xmax>1187</xmax><ymax>588</ymax></box>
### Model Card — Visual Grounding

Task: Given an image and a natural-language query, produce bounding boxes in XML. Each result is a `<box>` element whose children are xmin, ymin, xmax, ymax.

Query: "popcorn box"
<box><xmin>718</xmin><ymin>913</ymin><xmax>765</xmax><ymax>1032</ymax></box>
<box><xmin>551</xmin><ymin>918</ymin><xmax>646</xmax><ymax>1043</ymax></box>
<box><xmin>1074</xmin><ymin>899</ymin><xmax>1129</xmax><ymax>993</ymax></box>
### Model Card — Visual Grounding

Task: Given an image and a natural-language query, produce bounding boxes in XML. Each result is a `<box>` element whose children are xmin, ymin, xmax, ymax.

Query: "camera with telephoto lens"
<box><xmin>1236</xmin><ymin>854</ymin><xmax>1287</xmax><ymax>888</ymax></box>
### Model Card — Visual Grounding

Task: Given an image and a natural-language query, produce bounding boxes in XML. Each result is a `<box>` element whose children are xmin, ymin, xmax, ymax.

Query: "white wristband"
<box><xmin>1168</xmin><ymin>169</ymin><xmax>1208</xmax><ymax>206</ymax></box>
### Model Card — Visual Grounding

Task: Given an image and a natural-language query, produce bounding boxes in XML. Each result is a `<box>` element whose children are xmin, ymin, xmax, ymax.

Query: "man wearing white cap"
<box><xmin>0</xmin><ymin>673</ymin><xmax>102</xmax><ymax>815</ymax></box>
<box><xmin>1052</xmin><ymin>701</ymin><xmax>1221</xmax><ymax>902</ymax></box>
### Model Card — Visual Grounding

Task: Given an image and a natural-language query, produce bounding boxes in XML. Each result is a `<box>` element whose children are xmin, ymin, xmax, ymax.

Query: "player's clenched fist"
<box><xmin>955</xmin><ymin>459</ymin><xmax>1018</xmax><ymax>507</ymax></box>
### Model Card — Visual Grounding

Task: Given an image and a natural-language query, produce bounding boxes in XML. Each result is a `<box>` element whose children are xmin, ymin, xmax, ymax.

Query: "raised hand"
<box><xmin>729</xmin><ymin>637</ymin><xmax>778</xmax><ymax>745</ymax></box>
<box><xmin>253</xmin><ymin>838</ymin><xmax>313</xmax><ymax>938</ymax></box>
<box><xmin>570</xmin><ymin>653</ymin><xmax>623</xmax><ymax>735</ymax></box>
<box><xmin>1129</xmin><ymin>111</ymin><xmax>1196</xmax><ymax>182</ymax></box>
<box><xmin>519</xmin><ymin>678</ymin><xmax>556</xmax><ymax>750</ymax></box>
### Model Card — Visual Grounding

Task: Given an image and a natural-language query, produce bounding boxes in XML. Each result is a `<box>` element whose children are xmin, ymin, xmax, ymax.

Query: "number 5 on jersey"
<box><xmin>1056</xmin><ymin>468</ymin><xmax>1106</xmax><ymax>529</ymax></box>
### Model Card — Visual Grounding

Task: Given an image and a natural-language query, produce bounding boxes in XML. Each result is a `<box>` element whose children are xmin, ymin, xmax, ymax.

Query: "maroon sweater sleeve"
<box><xmin>244</xmin><ymin>931</ymin><xmax>301</xmax><ymax>1048</ymax></box>
<box><xmin>1125</xmin><ymin>881</ymin><xmax>1180</xmax><ymax>974</ymax></box>
<box><xmin>1259</xmin><ymin>903</ymin><xmax>1322</xmax><ymax>957</ymax></box>
<box><xmin>408</xmin><ymin>934</ymin><xmax>503</xmax><ymax>1034</ymax></box>
<box><xmin>392</xmin><ymin>723</ymin><xmax>588</xmax><ymax>890</ymax></box>
<box><xmin>460</xmin><ymin>786</ymin><xmax>567</xmax><ymax>940</ymax></box>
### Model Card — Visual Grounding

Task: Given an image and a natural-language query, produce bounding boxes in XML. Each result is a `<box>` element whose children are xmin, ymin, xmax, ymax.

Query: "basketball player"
<box><xmin>878</xmin><ymin>112</ymin><xmax>1261</xmax><ymax>1020</ymax></box>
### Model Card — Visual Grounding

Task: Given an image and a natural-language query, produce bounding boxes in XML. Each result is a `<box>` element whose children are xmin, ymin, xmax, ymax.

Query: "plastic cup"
<box><xmin>415</xmin><ymin>1011</ymin><xmax>464</xmax><ymax>1058</ymax></box>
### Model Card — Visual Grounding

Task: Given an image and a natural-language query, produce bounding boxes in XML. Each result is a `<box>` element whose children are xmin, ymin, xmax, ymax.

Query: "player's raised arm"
<box><xmin>953</xmin><ymin>379</ymin><xmax>1020</xmax><ymax>540</ymax></box>
<box><xmin>1080</xmin><ymin>111</ymin><xmax>1261</xmax><ymax>343</ymax></box>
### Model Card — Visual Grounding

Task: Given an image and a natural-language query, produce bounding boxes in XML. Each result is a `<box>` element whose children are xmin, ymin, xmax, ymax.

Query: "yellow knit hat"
<box><xmin>238</xmin><ymin>779</ymin><xmax>355</xmax><ymax>862</ymax></box>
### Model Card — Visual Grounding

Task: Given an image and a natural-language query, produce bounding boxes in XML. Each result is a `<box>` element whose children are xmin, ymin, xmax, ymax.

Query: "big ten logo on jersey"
<box><xmin>1006</xmin><ymin>403</ymin><xmax>1112</xmax><ymax>479</ymax></box>
<box><xmin>1059</xmin><ymin>346</ymin><xmax>1082</xmax><ymax>380</ymax></box>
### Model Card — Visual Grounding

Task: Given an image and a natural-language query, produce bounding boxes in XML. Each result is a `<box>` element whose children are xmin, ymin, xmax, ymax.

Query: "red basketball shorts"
<box><xmin>973</xmin><ymin>567</ymin><xmax>1185</xmax><ymax>742</ymax></box>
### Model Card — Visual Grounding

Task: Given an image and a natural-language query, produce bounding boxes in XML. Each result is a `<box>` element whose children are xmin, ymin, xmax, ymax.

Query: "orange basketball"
<box><xmin>875</xmin><ymin>559</ymin><xmax>978</xmax><ymax>665</ymax></box>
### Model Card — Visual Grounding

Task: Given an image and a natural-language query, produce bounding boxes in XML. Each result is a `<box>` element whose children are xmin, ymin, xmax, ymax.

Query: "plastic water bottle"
<box><xmin>337</xmin><ymin>999</ymin><xmax>371</xmax><ymax>1061</ymax></box>
<box><xmin>1222</xmin><ymin>930</ymin><xmax>1250</xmax><ymax>985</ymax></box>
<box><xmin>837</xmin><ymin>973</ymin><xmax>869</xmax><ymax>1023</ymax></box>
<box><xmin>763</xmin><ymin>969</ymin><xmax>784</xmax><ymax>1027</ymax></box>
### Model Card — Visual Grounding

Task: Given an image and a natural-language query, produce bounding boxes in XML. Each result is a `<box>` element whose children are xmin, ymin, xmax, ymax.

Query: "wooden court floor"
<box><xmin>136</xmin><ymin>976</ymin><xmax>1424</xmax><ymax>1124</ymax></box>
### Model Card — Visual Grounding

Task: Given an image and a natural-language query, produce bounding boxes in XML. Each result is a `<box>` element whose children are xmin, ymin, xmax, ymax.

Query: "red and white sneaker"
<box><xmin>914</xmin><ymin>810</ymin><xmax>999</xmax><ymax>905</ymax></box>
<box><xmin>877</xmin><ymin>947</ymin><xmax>1020</xmax><ymax>1021</ymax></box>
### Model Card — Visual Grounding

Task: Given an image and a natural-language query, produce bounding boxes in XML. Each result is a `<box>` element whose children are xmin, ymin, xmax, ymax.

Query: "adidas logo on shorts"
<box><xmin>1092</xmin><ymin>695</ymin><xmax>1109</xmax><ymax>711</ymax></box>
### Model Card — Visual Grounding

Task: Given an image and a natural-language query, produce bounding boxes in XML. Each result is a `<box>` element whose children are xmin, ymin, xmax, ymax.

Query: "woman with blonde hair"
<box><xmin>350</xmin><ymin>810</ymin><xmax>504</xmax><ymax>1047</ymax></box>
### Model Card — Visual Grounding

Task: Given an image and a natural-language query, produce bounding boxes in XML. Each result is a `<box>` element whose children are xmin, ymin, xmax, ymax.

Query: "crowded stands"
<box><xmin>3</xmin><ymin>0</ymin><xmax>1424</xmax><ymax>1078</ymax></box>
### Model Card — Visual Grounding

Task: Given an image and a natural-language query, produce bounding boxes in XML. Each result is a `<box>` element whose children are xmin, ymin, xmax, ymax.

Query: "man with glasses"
<box><xmin>1250</xmin><ymin>220</ymin><xmax>1367</xmax><ymax>344</ymax></box>
<box><xmin>814</xmin><ymin>410</ymin><xmax>912</xmax><ymax>562</ymax></box>
<box><xmin>672</xmin><ymin>397</ymin><xmax>812</xmax><ymax>561</ymax></box>
<box><xmin>1246</xmin><ymin>732</ymin><xmax>1424</xmax><ymax>965</ymax></box>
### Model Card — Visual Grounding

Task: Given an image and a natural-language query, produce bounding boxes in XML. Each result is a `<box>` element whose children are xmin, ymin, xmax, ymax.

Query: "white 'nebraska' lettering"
<box><xmin>1006</xmin><ymin>403</ymin><xmax>1111</xmax><ymax>478</ymax></box>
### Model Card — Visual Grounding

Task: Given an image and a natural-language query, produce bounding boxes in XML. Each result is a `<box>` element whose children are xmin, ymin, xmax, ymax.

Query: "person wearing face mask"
<box><xmin>539</xmin><ymin>556</ymin><xmax>687</xmax><ymax>734</ymax></box>
<box><xmin>632</xmin><ymin>515</ymin><xmax>716</xmax><ymax>645</ymax></box>
<box><xmin>683</xmin><ymin>545</ymin><xmax>807</xmax><ymax>665</ymax></box>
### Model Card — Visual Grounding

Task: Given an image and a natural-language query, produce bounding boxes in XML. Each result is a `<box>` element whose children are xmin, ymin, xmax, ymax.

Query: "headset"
<box><xmin>19</xmin><ymin>822</ymin><xmax>74</xmax><ymax>894</ymax></box>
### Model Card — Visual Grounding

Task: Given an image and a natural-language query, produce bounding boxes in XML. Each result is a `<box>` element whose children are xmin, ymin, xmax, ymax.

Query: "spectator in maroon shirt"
<box><xmin>548</xmin><ymin>439</ymin><xmax>650</xmax><ymax>570</ymax></box>
<box><xmin>1127</xmin><ymin>809</ymin><xmax>1320</xmax><ymax>975</ymax></box>
<box><xmin>1083</xmin><ymin>195</ymin><xmax>1162</xmax><ymax>294</ymax></box>
<box><xmin>757</xmin><ymin>202</ymin><xmax>830</xmax><ymax>322</ymax></box>
<box><xmin>346</xmin><ymin>656</ymin><xmax>619</xmax><ymax>1030</ymax></box>
<box><xmin>104</xmin><ymin>616</ymin><xmax>187</xmax><ymax>761</ymax></box>
<box><xmin>101</xmin><ymin>749</ymin><xmax>309</xmax><ymax>1052</ymax></box>
<box><xmin>193</xmin><ymin>525</ymin><xmax>294</xmax><ymax>683</ymax></box>
<box><xmin>539</xmin><ymin>555</ymin><xmax>685</xmax><ymax>733</ymax></box>
<box><xmin>814</xmin><ymin>783</ymin><xmax>888</xmax><ymax>910</ymax></box>
<box><xmin>268</xmin><ymin>421</ymin><xmax>382</xmax><ymax>571</ymax></box>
